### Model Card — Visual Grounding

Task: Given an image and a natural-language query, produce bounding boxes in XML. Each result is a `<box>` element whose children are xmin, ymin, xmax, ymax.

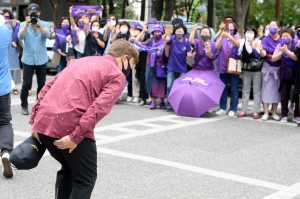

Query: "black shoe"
<box><xmin>22</xmin><ymin>107</ymin><xmax>29</xmax><ymax>115</ymax></box>
<box><xmin>2</xmin><ymin>153</ymin><xmax>13</xmax><ymax>178</ymax></box>
<box><xmin>166</xmin><ymin>108</ymin><xmax>173</xmax><ymax>112</ymax></box>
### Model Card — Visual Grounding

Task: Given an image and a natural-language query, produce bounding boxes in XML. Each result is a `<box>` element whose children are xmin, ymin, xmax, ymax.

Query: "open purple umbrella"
<box><xmin>168</xmin><ymin>69</ymin><xmax>225</xmax><ymax>117</ymax></box>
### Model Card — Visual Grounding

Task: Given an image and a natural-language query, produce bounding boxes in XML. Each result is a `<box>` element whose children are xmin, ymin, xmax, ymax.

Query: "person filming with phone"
<box><xmin>18</xmin><ymin>3</ymin><xmax>50</xmax><ymax>115</ymax></box>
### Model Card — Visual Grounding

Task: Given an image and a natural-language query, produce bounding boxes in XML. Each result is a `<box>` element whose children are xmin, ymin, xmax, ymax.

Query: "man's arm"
<box><xmin>69</xmin><ymin>73</ymin><xmax>126</xmax><ymax>144</ymax></box>
<box><xmin>39</xmin><ymin>21</ymin><xmax>50</xmax><ymax>39</ymax></box>
<box><xmin>29</xmin><ymin>73</ymin><xmax>60</xmax><ymax>124</ymax></box>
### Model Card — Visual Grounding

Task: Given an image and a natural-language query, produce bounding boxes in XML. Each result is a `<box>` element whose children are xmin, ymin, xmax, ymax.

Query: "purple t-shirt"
<box><xmin>262</xmin><ymin>35</ymin><xmax>281</xmax><ymax>67</ymax></box>
<box><xmin>216</xmin><ymin>37</ymin><xmax>239</xmax><ymax>74</ymax></box>
<box><xmin>167</xmin><ymin>35</ymin><xmax>192</xmax><ymax>73</ymax></box>
<box><xmin>193</xmin><ymin>39</ymin><xmax>218</xmax><ymax>71</ymax></box>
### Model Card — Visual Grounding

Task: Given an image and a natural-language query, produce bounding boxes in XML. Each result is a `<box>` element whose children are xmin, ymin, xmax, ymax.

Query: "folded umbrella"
<box><xmin>10</xmin><ymin>136</ymin><xmax>46</xmax><ymax>170</ymax></box>
<box><xmin>168</xmin><ymin>69</ymin><xmax>225</xmax><ymax>117</ymax></box>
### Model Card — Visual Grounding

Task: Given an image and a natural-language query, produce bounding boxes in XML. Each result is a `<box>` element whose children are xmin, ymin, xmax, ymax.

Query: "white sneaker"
<box><xmin>132</xmin><ymin>97</ymin><xmax>139</xmax><ymax>103</ymax></box>
<box><xmin>126</xmin><ymin>96</ymin><xmax>133</xmax><ymax>102</ymax></box>
<box><xmin>215</xmin><ymin>109</ymin><xmax>227</xmax><ymax>115</ymax></box>
<box><xmin>2</xmin><ymin>153</ymin><xmax>13</xmax><ymax>178</ymax></box>
<box><xmin>228</xmin><ymin>111</ymin><xmax>235</xmax><ymax>117</ymax></box>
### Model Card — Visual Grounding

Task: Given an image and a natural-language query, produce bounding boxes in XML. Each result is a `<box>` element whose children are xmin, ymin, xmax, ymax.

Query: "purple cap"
<box><xmin>150</xmin><ymin>24</ymin><xmax>164</xmax><ymax>34</ymax></box>
<box><xmin>131</xmin><ymin>22</ymin><xmax>142</xmax><ymax>30</ymax></box>
<box><xmin>148</xmin><ymin>18</ymin><xmax>158</xmax><ymax>24</ymax></box>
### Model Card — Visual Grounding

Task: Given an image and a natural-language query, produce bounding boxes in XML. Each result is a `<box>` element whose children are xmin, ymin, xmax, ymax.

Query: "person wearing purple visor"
<box><xmin>272</xmin><ymin>28</ymin><xmax>299</xmax><ymax>123</ymax></box>
<box><xmin>135</xmin><ymin>23</ymin><xmax>167</xmax><ymax>110</ymax></box>
<box><xmin>215</xmin><ymin>21</ymin><xmax>240</xmax><ymax>117</ymax></box>
<box><xmin>164</xmin><ymin>23</ymin><xmax>194</xmax><ymax>111</ymax></box>
<box><xmin>256</xmin><ymin>19</ymin><xmax>282</xmax><ymax>121</ymax></box>
<box><xmin>129</xmin><ymin>22</ymin><xmax>151</xmax><ymax>104</ymax></box>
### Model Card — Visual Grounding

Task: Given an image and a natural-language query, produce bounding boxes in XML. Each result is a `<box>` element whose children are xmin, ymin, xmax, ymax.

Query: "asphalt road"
<box><xmin>1</xmin><ymin>70</ymin><xmax>300</xmax><ymax>199</ymax></box>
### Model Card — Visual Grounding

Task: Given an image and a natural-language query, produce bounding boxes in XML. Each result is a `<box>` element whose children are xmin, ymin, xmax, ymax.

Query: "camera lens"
<box><xmin>31</xmin><ymin>17</ymin><xmax>37</xmax><ymax>25</ymax></box>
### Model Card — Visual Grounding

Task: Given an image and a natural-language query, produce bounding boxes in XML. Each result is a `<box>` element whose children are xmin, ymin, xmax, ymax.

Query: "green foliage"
<box><xmin>215</xmin><ymin>0</ymin><xmax>234</xmax><ymax>26</ymax></box>
<box><xmin>248</xmin><ymin>0</ymin><xmax>300</xmax><ymax>28</ymax></box>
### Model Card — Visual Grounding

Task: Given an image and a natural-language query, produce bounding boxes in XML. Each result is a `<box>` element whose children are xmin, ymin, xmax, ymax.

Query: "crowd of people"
<box><xmin>1</xmin><ymin>4</ymin><xmax>300</xmax><ymax>123</ymax></box>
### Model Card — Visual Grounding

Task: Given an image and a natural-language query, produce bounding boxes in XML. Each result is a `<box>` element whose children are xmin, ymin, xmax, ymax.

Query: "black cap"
<box><xmin>10</xmin><ymin>136</ymin><xmax>46</xmax><ymax>170</ymax></box>
<box><xmin>28</xmin><ymin>3</ymin><xmax>40</xmax><ymax>14</ymax></box>
<box><xmin>171</xmin><ymin>18</ymin><xmax>183</xmax><ymax>26</ymax></box>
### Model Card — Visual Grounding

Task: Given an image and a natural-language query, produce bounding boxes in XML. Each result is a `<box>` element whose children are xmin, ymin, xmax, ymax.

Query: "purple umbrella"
<box><xmin>168</xmin><ymin>69</ymin><xmax>225</xmax><ymax>117</ymax></box>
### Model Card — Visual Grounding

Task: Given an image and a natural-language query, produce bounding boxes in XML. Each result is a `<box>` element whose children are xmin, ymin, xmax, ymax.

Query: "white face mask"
<box><xmin>120</xmin><ymin>27</ymin><xmax>128</xmax><ymax>34</ymax></box>
<box><xmin>111</xmin><ymin>20</ymin><xmax>116</xmax><ymax>26</ymax></box>
<box><xmin>245</xmin><ymin>33</ymin><xmax>254</xmax><ymax>41</ymax></box>
<box><xmin>92</xmin><ymin>27</ymin><xmax>99</xmax><ymax>32</ymax></box>
<box><xmin>264</xmin><ymin>30</ymin><xmax>269</xmax><ymax>36</ymax></box>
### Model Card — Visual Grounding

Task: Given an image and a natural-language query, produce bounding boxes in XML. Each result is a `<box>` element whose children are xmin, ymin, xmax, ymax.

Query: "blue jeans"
<box><xmin>167</xmin><ymin>70</ymin><xmax>185</xmax><ymax>108</ymax></box>
<box><xmin>76</xmin><ymin>51</ymin><xmax>84</xmax><ymax>59</ymax></box>
<box><xmin>56</xmin><ymin>57</ymin><xmax>67</xmax><ymax>74</ymax></box>
<box><xmin>219</xmin><ymin>73</ymin><xmax>239</xmax><ymax>112</ymax></box>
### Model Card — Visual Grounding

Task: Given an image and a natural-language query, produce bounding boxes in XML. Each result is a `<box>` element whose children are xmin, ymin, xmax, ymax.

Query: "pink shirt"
<box><xmin>29</xmin><ymin>55</ymin><xmax>126</xmax><ymax>144</ymax></box>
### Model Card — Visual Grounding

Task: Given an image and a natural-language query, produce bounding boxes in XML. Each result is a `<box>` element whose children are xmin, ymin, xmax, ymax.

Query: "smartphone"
<box><xmin>106</xmin><ymin>19</ymin><xmax>111</xmax><ymax>25</ymax></box>
<box><xmin>223</xmin><ymin>19</ymin><xmax>233</xmax><ymax>25</ymax></box>
<box><xmin>225</xmin><ymin>26</ymin><xmax>230</xmax><ymax>33</ymax></box>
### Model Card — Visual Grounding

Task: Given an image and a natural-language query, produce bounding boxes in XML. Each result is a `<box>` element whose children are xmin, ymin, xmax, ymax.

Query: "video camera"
<box><xmin>30</xmin><ymin>12</ymin><xmax>38</xmax><ymax>25</ymax></box>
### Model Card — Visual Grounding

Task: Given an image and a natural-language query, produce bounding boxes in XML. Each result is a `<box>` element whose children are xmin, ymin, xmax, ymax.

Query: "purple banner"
<box><xmin>12</xmin><ymin>22</ymin><xmax>20</xmax><ymax>43</ymax></box>
<box><xmin>53</xmin><ymin>28</ymin><xmax>76</xmax><ymax>52</ymax></box>
<box><xmin>180</xmin><ymin>76</ymin><xmax>212</xmax><ymax>90</ymax></box>
<box><xmin>133</xmin><ymin>41</ymin><xmax>165</xmax><ymax>56</ymax></box>
<box><xmin>72</xmin><ymin>5</ymin><xmax>102</xmax><ymax>17</ymax></box>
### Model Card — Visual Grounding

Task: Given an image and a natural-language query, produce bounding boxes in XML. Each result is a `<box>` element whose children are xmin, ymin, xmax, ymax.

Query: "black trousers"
<box><xmin>126</xmin><ymin>70</ymin><xmax>133</xmax><ymax>97</ymax></box>
<box><xmin>38</xmin><ymin>134</ymin><xmax>97</xmax><ymax>199</ymax></box>
<box><xmin>20</xmin><ymin>63</ymin><xmax>47</xmax><ymax>107</ymax></box>
<box><xmin>0</xmin><ymin>93</ymin><xmax>14</xmax><ymax>156</ymax></box>
<box><xmin>281</xmin><ymin>79</ymin><xmax>299</xmax><ymax>117</ymax></box>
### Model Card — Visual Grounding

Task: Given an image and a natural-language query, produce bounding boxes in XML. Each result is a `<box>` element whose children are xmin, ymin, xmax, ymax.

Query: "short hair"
<box><xmin>224</xmin><ymin>22</ymin><xmax>238</xmax><ymax>35</ymax></box>
<box><xmin>108</xmin><ymin>14</ymin><xmax>119</xmax><ymax>25</ymax></box>
<box><xmin>90</xmin><ymin>20</ymin><xmax>101</xmax><ymax>30</ymax></box>
<box><xmin>295</xmin><ymin>23</ymin><xmax>300</xmax><ymax>30</ymax></box>
<box><xmin>2</xmin><ymin>9</ymin><xmax>14</xmax><ymax>19</ymax></box>
<box><xmin>270</xmin><ymin>18</ymin><xmax>281</xmax><ymax>27</ymax></box>
<box><xmin>173</xmin><ymin>23</ymin><xmax>187</xmax><ymax>35</ymax></box>
<box><xmin>223</xmin><ymin>15</ymin><xmax>236</xmax><ymax>23</ymax></box>
<box><xmin>244</xmin><ymin>25</ymin><xmax>258</xmax><ymax>38</ymax></box>
<box><xmin>107</xmin><ymin>39</ymin><xmax>139</xmax><ymax>64</ymax></box>
<box><xmin>199</xmin><ymin>26</ymin><xmax>212</xmax><ymax>39</ymax></box>
<box><xmin>59</xmin><ymin>17</ymin><xmax>71</xmax><ymax>29</ymax></box>
<box><xmin>280</xmin><ymin>28</ymin><xmax>295</xmax><ymax>39</ymax></box>
<box><xmin>118</xmin><ymin>21</ymin><xmax>131</xmax><ymax>34</ymax></box>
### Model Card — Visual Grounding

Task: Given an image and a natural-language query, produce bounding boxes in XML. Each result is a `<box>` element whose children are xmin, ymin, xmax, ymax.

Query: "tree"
<box><xmin>48</xmin><ymin>0</ymin><xmax>63</xmax><ymax>27</ymax></box>
<box><xmin>109</xmin><ymin>0</ymin><xmax>114</xmax><ymax>15</ymax></box>
<box><xmin>140</xmin><ymin>0</ymin><xmax>146</xmax><ymax>21</ymax></box>
<box><xmin>151</xmin><ymin>0</ymin><xmax>164</xmax><ymax>20</ymax></box>
<box><xmin>163</xmin><ymin>0</ymin><xmax>175</xmax><ymax>21</ymax></box>
<box><xmin>233</xmin><ymin>0</ymin><xmax>252</xmax><ymax>36</ymax></box>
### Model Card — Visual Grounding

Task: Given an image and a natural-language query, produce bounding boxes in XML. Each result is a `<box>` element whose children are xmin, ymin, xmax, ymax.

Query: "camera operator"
<box><xmin>18</xmin><ymin>3</ymin><xmax>50</xmax><ymax>115</ymax></box>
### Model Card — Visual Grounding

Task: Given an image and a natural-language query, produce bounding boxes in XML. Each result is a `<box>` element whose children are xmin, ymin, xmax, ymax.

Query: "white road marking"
<box><xmin>97</xmin><ymin>147</ymin><xmax>289</xmax><ymax>191</ymax></box>
<box><xmin>262</xmin><ymin>182</ymin><xmax>300</xmax><ymax>199</ymax></box>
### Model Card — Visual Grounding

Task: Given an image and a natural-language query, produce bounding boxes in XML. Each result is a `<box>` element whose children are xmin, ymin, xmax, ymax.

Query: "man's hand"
<box><xmin>25</xmin><ymin>16</ymin><xmax>31</xmax><ymax>27</ymax></box>
<box><xmin>31</xmin><ymin>131</ymin><xmax>42</xmax><ymax>144</ymax></box>
<box><xmin>54</xmin><ymin>136</ymin><xmax>77</xmax><ymax>153</ymax></box>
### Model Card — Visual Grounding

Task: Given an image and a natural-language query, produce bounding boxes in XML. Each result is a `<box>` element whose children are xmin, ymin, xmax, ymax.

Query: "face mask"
<box><xmin>78</xmin><ymin>22</ymin><xmax>85</xmax><ymax>30</ymax></box>
<box><xmin>297</xmin><ymin>31</ymin><xmax>300</xmax><ymax>38</ymax></box>
<box><xmin>200</xmin><ymin>34</ymin><xmax>210</xmax><ymax>41</ymax></box>
<box><xmin>111</xmin><ymin>20</ymin><xmax>116</xmax><ymax>26</ymax></box>
<box><xmin>281</xmin><ymin>38</ymin><xmax>291</xmax><ymax>45</ymax></box>
<box><xmin>175</xmin><ymin>34</ymin><xmax>184</xmax><ymax>40</ymax></box>
<box><xmin>4</xmin><ymin>16</ymin><xmax>10</xmax><ymax>21</ymax></box>
<box><xmin>269</xmin><ymin>27</ymin><xmax>277</xmax><ymax>35</ymax></box>
<box><xmin>122</xmin><ymin>58</ymin><xmax>131</xmax><ymax>77</ymax></box>
<box><xmin>154</xmin><ymin>34</ymin><xmax>162</xmax><ymax>40</ymax></box>
<box><xmin>245</xmin><ymin>33</ymin><xmax>254</xmax><ymax>41</ymax></box>
<box><xmin>92</xmin><ymin>27</ymin><xmax>99</xmax><ymax>32</ymax></box>
<box><xmin>61</xmin><ymin>24</ymin><xmax>70</xmax><ymax>31</ymax></box>
<box><xmin>134</xmin><ymin>30</ymin><xmax>141</xmax><ymax>37</ymax></box>
<box><xmin>230</xmin><ymin>29</ymin><xmax>234</xmax><ymax>35</ymax></box>
<box><xmin>120</xmin><ymin>27</ymin><xmax>128</xmax><ymax>34</ymax></box>
<box><xmin>264</xmin><ymin>30</ymin><xmax>269</xmax><ymax>36</ymax></box>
